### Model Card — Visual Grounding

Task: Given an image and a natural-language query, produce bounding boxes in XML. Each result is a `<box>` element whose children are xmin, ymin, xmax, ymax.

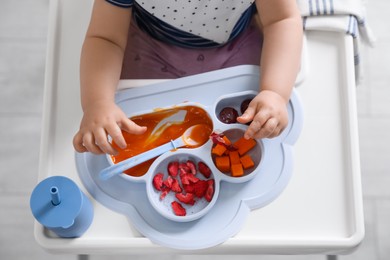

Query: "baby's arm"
<box><xmin>73</xmin><ymin>0</ymin><xmax>146</xmax><ymax>155</ymax></box>
<box><xmin>237</xmin><ymin>0</ymin><xmax>303</xmax><ymax>139</ymax></box>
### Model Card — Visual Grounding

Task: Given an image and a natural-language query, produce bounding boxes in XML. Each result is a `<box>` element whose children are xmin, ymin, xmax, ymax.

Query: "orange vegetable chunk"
<box><xmin>211</xmin><ymin>143</ymin><xmax>227</xmax><ymax>156</ymax></box>
<box><xmin>222</xmin><ymin>135</ymin><xmax>232</xmax><ymax>146</ymax></box>
<box><xmin>215</xmin><ymin>156</ymin><xmax>230</xmax><ymax>172</ymax></box>
<box><xmin>240</xmin><ymin>154</ymin><xmax>255</xmax><ymax>169</ymax></box>
<box><xmin>231</xmin><ymin>163</ymin><xmax>244</xmax><ymax>177</ymax></box>
<box><xmin>234</xmin><ymin>137</ymin><xmax>257</xmax><ymax>155</ymax></box>
<box><xmin>229</xmin><ymin>150</ymin><xmax>240</xmax><ymax>165</ymax></box>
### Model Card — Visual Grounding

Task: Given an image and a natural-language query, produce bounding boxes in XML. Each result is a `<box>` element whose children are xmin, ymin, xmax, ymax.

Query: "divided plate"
<box><xmin>75</xmin><ymin>65</ymin><xmax>303</xmax><ymax>250</ymax></box>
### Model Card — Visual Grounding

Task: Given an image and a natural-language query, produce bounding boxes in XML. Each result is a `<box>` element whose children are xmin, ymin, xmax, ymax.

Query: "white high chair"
<box><xmin>35</xmin><ymin>0</ymin><xmax>364</xmax><ymax>259</ymax></box>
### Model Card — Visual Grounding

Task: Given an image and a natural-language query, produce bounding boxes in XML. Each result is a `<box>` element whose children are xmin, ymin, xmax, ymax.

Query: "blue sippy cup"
<box><xmin>30</xmin><ymin>176</ymin><xmax>93</xmax><ymax>238</ymax></box>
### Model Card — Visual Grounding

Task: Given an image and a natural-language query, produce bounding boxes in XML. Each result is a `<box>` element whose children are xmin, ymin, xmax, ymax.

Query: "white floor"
<box><xmin>0</xmin><ymin>1</ymin><xmax>389</xmax><ymax>259</ymax></box>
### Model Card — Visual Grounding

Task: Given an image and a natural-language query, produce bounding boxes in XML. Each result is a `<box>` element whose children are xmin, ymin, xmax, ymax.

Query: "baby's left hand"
<box><xmin>237</xmin><ymin>90</ymin><xmax>289</xmax><ymax>139</ymax></box>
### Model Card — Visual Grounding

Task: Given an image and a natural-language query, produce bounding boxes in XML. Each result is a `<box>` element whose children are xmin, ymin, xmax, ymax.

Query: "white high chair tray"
<box><xmin>35</xmin><ymin>0</ymin><xmax>364</xmax><ymax>255</ymax></box>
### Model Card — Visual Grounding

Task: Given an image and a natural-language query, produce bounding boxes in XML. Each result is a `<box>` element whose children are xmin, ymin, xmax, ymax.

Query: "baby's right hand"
<box><xmin>73</xmin><ymin>101</ymin><xmax>147</xmax><ymax>155</ymax></box>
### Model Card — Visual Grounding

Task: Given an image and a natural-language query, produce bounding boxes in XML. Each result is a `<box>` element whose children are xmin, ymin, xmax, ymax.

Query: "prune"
<box><xmin>218</xmin><ymin>107</ymin><xmax>239</xmax><ymax>124</ymax></box>
<box><xmin>240</xmin><ymin>98</ymin><xmax>252</xmax><ymax>114</ymax></box>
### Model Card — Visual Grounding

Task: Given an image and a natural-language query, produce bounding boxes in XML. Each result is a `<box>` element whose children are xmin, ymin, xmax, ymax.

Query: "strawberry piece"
<box><xmin>180</xmin><ymin>172</ymin><xmax>199</xmax><ymax>185</ymax></box>
<box><xmin>171</xmin><ymin>178</ymin><xmax>182</xmax><ymax>193</ymax></box>
<box><xmin>198</xmin><ymin>161</ymin><xmax>212</xmax><ymax>178</ymax></box>
<box><xmin>171</xmin><ymin>201</ymin><xmax>186</xmax><ymax>216</ymax></box>
<box><xmin>175</xmin><ymin>192</ymin><xmax>195</xmax><ymax>205</ymax></box>
<box><xmin>160</xmin><ymin>186</ymin><xmax>170</xmax><ymax>200</ymax></box>
<box><xmin>167</xmin><ymin>161</ymin><xmax>179</xmax><ymax>177</ymax></box>
<box><xmin>180</xmin><ymin>173</ymin><xmax>190</xmax><ymax>185</ymax></box>
<box><xmin>152</xmin><ymin>173</ymin><xmax>164</xmax><ymax>191</ymax></box>
<box><xmin>205</xmin><ymin>186</ymin><xmax>214</xmax><ymax>202</ymax></box>
<box><xmin>209</xmin><ymin>132</ymin><xmax>226</xmax><ymax>146</ymax></box>
<box><xmin>183</xmin><ymin>184</ymin><xmax>195</xmax><ymax>194</ymax></box>
<box><xmin>186</xmin><ymin>160</ymin><xmax>197</xmax><ymax>175</ymax></box>
<box><xmin>179</xmin><ymin>163</ymin><xmax>191</xmax><ymax>175</ymax></box>
<box><xmin>163</xmin><ymin>176</ymin><xmax>173</xmax><ymax>189</ymax></box>
<box><xmin>193</xmin><ymin>180</ymin><xmax>208</xmax><ymax>198</ymax></box>
<box><xmin>205</xmin><ymin>179</ymin><xmax>214</xmax><ymax>202</ymax></box>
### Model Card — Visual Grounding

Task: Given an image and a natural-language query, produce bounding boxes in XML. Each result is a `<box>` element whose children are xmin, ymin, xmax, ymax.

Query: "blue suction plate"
<box><xmin>75</xmin><ymin>65</ymin><xmax>304</xmax><ymax>250</ymax></box>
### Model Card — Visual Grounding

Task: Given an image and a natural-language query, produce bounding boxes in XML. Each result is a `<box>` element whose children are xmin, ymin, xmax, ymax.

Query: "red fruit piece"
<box><xmin>163</xmin><ymin>176</ymin><xmax>173</xmax><ymax>189</ymax></box>
<box><xmin>175</xmin><ymin>192</ymin><xmax>195</xmax><ymax>205</ymax></box>
<box><xmin>171</xmin><ymin>201</ymin><xmax>186</xmax><ymax>216</ymax></box>
<box><xmin>160</xmin><ymin>186</ymin><xmax>170</xmax><ymax>200</ymax></box>
<box><xmin>180</xmin><ymin>172</ymin><xmax>199</xmax><ymax>185</ymax></box>
<box><xmin>198</xmin><ymin>161</ymin><xmax>212</xmax><ymax>178</ymax></box>
<box><xmin>209</xmin><ymin>132</ymin><xmax>236</xmax><ymax>151</ymax></box>
<box><xmin>205</xmin><ymin>186</ymin><xmax>214</xmax><ymax>202</ymax></box>
<box><xmin>153</xmin><ymin>173</ymin><xmax>164</xmax><ymax>191</ymax></box>
<box><xmin>183</xmin><ymin>184</ymin><xmax>195</xmax><ymax>194</ymax></box>
<box><xmin>167</xmin><ymin>161</ymin><xmax>179</xmax><ymax>177</ymax></box>
<box><xmin>240</xmin><ymin>98</ymin><xmax>252</xmax><ymax>114</ymax></box>
<box><xmin>218</xmin><ymin>107</ymin><xmax>239</xmax><ymax>124</ymax></box>
<box><xmin>171</xmin><ymin>178</ymin><xmax>182</xmax><ymax>193</ymax></box>
<box><xmin>186</xmin><ymin>160</ymin><xmax>197</xmax><ymax>175</ymax></box>
<box><xmin>193</xmin><ymin>180</ymin><xmax>208</xmax><ymax>198</ymax></box>
<box><xmin>179</xmin><ymin>163</ymin><xmax>191</xmax><ymax>175</ymax></box>
<box><xmin>209</xmin><ymin>132</ymin><xmax>226</xmax><ymax>146</ymax></box>
<box><xmin>205</xmin><ymin>179</ymin><xmax>214</xmax><ymax>202</ymax></box>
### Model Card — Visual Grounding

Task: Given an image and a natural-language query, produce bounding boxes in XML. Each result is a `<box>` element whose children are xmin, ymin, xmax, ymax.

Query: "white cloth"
<box><xmin>297</xmin><ymin>0</ymin><xmax>376</xmax><ymax>84</ymax></box>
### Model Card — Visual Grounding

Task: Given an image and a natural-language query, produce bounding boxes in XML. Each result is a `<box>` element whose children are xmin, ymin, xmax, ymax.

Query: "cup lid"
<box><xmin>30</xmin><ymin>176</ymin><xmax>83</xmax><ymax>229</ymax></box>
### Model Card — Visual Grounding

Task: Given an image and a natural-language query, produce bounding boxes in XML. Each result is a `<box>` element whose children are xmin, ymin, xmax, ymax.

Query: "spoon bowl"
<box><xmin>145</xmin><ymin>110</ymin><xmax>187</xmax><ymax>145</ymax></box>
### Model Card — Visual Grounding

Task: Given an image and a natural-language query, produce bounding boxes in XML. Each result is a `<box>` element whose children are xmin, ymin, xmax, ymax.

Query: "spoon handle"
<box><xmin>99</xmin><ymin>138</ymin><xmax>185</xmax><ymax>181</ymax></box>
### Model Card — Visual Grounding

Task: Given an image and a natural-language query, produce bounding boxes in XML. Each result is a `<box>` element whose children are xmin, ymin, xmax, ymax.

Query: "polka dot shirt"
<box><xmin>106</xmin><ymin>0</ymin><xmax>256</xmax><ymax>47</ymax></box>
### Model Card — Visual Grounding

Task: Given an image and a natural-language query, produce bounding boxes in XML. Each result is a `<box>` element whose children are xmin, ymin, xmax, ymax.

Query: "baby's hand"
<box><xmin>73</xmin><ymin>101</ymin><xmax>147</xmax><ymax>155</ymax></box>
<box><xmin>237</xmin><ymin>90</ymin><xmax>288</xmax><ymax>139</ymax></box>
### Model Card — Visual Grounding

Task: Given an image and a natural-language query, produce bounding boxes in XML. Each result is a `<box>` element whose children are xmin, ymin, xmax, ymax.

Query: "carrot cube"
<box><xmin>240</xmin><ymin>154</ymin><xmax>255</xmax><ymax>169</ymax></box>
<box><xmin>234</xmin><ymin>137</ymin><xmax>257</xmax><ymax>155</ymax></box>
<box><xmin>215</xmin><ymin>156</ymin><xmax>230</xmax><ymax>172</ymax></box>
<box><xmin>211</xmin><ymin>143</ymin><xmax>227</xmax><ymax>156</ymax></box>
<box><xmin>222</xmin><ymin>135</ymin><xmax>232</xmax><ymax>146</ymax></box>
<box><xmin>231</xmin><ymin>163</ymin><xmax>244</xmax><ymax>177</ymax></box>
<box><xmin>229</xmin><ymin>150</ymin><xmax>240</xmax><ymax>165</ymax></box>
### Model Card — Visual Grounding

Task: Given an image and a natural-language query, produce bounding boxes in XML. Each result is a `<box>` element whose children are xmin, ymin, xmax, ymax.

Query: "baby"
<box><xmin>73</xmin><ymin>0</ymin><xmax>303</xmax><ymax>155</ymax></box>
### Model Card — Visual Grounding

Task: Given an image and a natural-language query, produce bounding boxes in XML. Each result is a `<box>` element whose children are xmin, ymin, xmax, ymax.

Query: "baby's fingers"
<box><xmin>120</xmin><ymin>118</ymin><xmax>147</xmax><ymax>135</ymax></box>
<box><xmin>82</xmin><ymin>132</ymin><xmax>104</xmax><ymax>154</ymax></box>
<box><xmin>73</xmin><ymin>132</ymin><xmax>88</xmax><ymax>153</ymax></box>
<box><xmin>105</xmin><ymin>123</ymin><xmax>127</xmax><ymax>151</ymax></box>
<box><xmin>244</xmin><ymin>109</ymin><xmax>272</xmax><ymax>139</ymax></box>
<box><xmin>94</xmin><ymin>127</ymin><xmax>119</xmax><ymax>155</ymax></box>
<box><xmin>252</xmin><ymin>117</ymin><xmax>279</xmax><ymax>139</ymax></box>
<box><xmin>104</xmin><ymin>118</ymin><xmax>147</xmax><ymax>155</ymax></box>
<box><xmin>237</xmin><ymin>105</ymin><xmax>256</xmax><ymax>124</ymax></box>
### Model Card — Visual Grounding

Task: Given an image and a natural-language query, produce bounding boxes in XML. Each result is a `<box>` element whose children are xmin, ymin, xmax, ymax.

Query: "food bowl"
<box><xmin>215</xmin><ymin>91</ymin><xmax>257</xmax><ymax>124</ymax></box>
<box><xmin>210</xmin><ymin>127</ymin><xmax>263</xmax><ymax>184</ymax></box>
<box><xmin>146</xmin><ymin>152</ymin><xmax>218</xmax><ymax>222</ymax></box>
<box><xmin>106</xmin><ymin>102</ymin><xmax>213</xmax><ymax>177</ymax></box>
<box><xmin>122</xmin><ymin>138</ymin><xmax>263</xmax><ymax>223</ymax></box>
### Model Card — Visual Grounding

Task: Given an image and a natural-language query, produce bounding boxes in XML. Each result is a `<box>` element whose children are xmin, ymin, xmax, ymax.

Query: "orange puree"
<box><xmin>111</xmin><ymin>105</ymin><xmax>213</xmax><ymax>177</ymax></box>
